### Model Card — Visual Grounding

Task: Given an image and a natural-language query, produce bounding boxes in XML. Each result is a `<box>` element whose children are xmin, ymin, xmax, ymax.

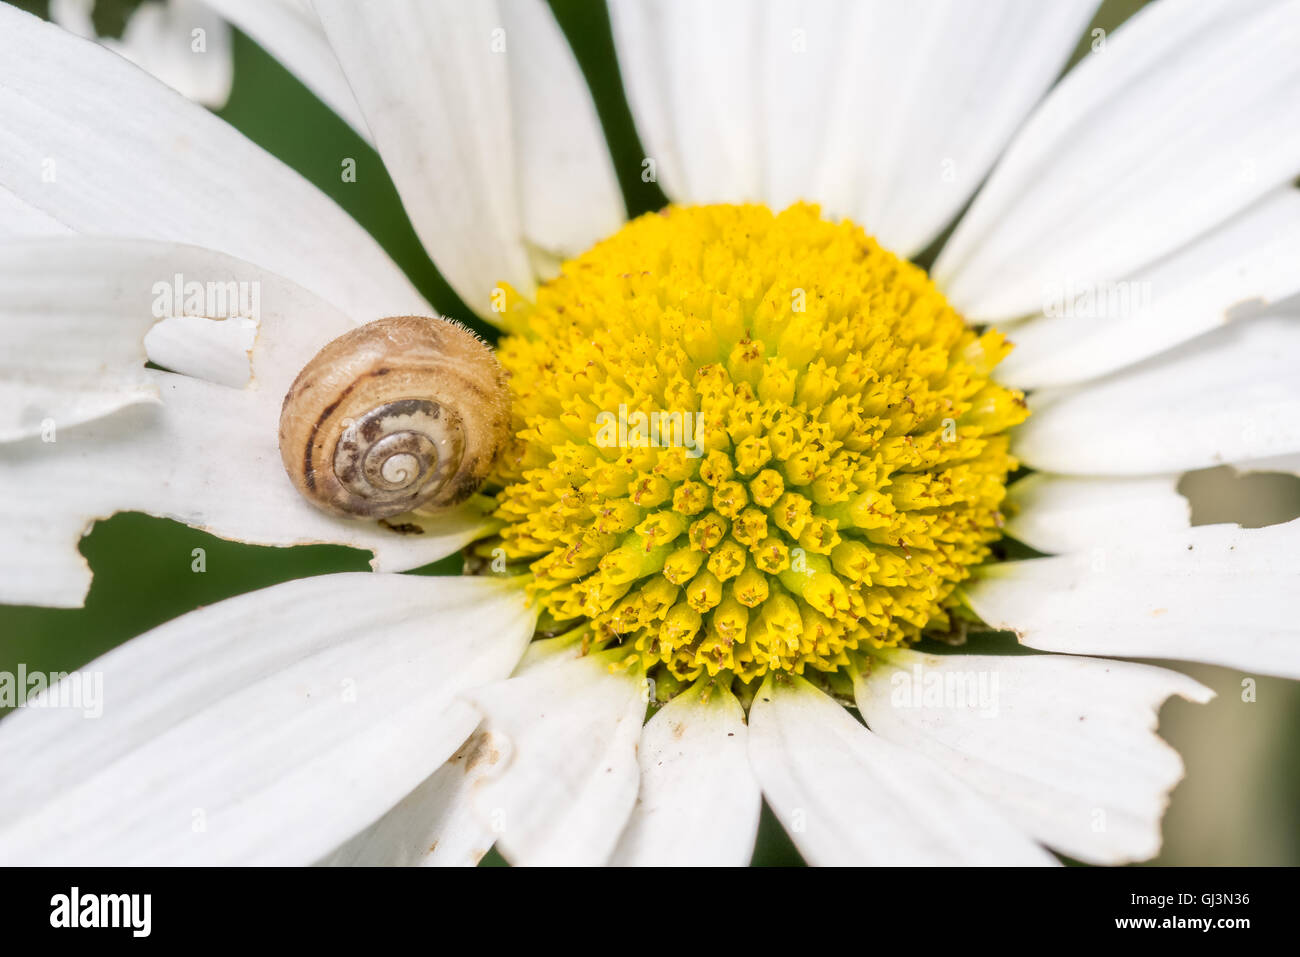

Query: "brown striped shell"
<box><xmin>278</xmin><ymin>316</ymin><xmax>510</xmax><ymax>520</ymax></box>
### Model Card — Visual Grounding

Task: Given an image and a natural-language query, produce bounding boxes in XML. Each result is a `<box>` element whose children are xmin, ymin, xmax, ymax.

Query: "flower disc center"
<box><xmin>483</xmin><ymin>203</ymin><xmax>1027</xmax><ymax>687</ymax></box>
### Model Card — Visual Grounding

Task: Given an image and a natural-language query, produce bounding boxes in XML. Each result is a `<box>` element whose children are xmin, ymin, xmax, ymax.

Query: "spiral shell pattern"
<box><xmin>278</xmin><ymin>315</ymin><xmax>510</xmax><ymax>520</ymax></box>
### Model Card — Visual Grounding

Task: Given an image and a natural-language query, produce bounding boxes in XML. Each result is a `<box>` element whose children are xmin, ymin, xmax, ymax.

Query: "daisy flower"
<box><xmin>1</xmin><ymin>0</ymin><xmax>1298</xmax><ymax>867</ymax></box>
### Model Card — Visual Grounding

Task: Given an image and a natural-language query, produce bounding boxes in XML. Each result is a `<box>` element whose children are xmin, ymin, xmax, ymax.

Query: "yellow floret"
<box><xmin>486</xmin><ymin>203</ymin><xmax>1027</xmax><ymax>683</ymax></box>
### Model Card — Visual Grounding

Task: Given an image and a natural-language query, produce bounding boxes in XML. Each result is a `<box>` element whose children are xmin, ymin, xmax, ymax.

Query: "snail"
<box><xmin>278</xmin><ymin>315</ymin><xmax>511</xmax><ymax>520</ymax></box>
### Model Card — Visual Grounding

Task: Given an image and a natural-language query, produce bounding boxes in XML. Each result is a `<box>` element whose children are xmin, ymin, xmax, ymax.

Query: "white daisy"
<box><xmin>1</xmin><ymin>0</ymin><xmax>1298</xmax><ymax>867</ymax></box>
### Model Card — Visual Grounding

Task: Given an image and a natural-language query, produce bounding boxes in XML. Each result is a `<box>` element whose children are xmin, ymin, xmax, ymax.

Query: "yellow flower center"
<box><xmin>484</xmin><ymin>203</ymin><xmax>1027</xmax><ymax>689</ymax></box>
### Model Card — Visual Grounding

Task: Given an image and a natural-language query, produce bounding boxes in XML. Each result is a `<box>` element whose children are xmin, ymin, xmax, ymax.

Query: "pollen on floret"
<box><xmin>478</xmin><ymin>203</ymin><xmax>1028</xmax><ymax>686</ymax></box>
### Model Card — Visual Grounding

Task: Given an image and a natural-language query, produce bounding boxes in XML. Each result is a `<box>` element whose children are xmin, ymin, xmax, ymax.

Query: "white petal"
<box><xmin>1000</xmin><ymin>188</ymin><xmax>1300</xmax><ymax>389</ymax></box>
<box><xmin>609</xmin><ymin>682</ymin><xmax>760</xmax><ymax>866</ymax></box>
<box><xmin>1012</xmin><ymin>315</ymin><xmax>1300</xmax><ymax>475</ymax></box>
<box><xmin>1234</xmin><ymin>451</ymin><xmax>1300</xmax><ymax>477</ymax></box>
<box><xmin>0</xmin><ymin>574</ymin><xmax>535</xmax><ymax>865</ymax></box>
<box><xmin>462</xmin><ymin>653</ymin><xmax>647</xmax><ymax>865</ymax></box>
<box><xmin>52</xmin><ymin>0</ymin><xmax>234</xmax><ymax>109</ymax></box>
<box><xmin>604</xmin><ymin>0</ymin><xmax>691</xmax><ymax>201</ymax></box>
<box><xmin>855</xmin><ymin>649</ymin><xmax>1211</xmax><ymax>864</ymax></box>
<box><xmin>314</xmin><ymin>0</ymin><xmax>623</xmax><ymax>318</ymax></box>
<box><xmin>0</xmin><ymin>4</ymin><xmax>425</xmax><ymax>320</ymax></box>
<box><xmin>499</xmin><ymin>0</ymin><xmax>626</xmax><ymax>265</ymax></box>
<box><xmin>513</xmin><ymin>629</ymin><xmax>587</xmax><ymax>674</ymax></box>
<box><xmin>0</xmin><ymin>188</ymin><xmax>73</xmax><ymax>240</ymax></box>
<box><xmin>144</xmin><ymin>314</ymin><xmax>260</xmax><ymax>390</ymax></box>
<box><xmin>1005</xmin><ymin>473</ymin><xmax>1189</xmax><ymax>555</ymax></box>
<box><xmin>746</xmin><ymin>0</ymin><xmax>843</xmax><ymax>211</ymax></box>
<box><xmin>0</xmin><ymin>242</ymin><xmax>157</xmax><ymax>441</ymax></box>
<box><xmin>320</xmin><ymin>728</ymin><xmax>501</xmax><ymax>867</ymax></box>
<box><xmin>48</xmin><ymin>0</ymin><xmax>96</xmax><ymax>38</ymax></box>
<box><xmin>204</xmin><ymin>0</ymin><xmax>371</xmax><ymax>140</ymax></box>
<box><xmin>936</xmin><ymin>0</ymin><xmax>1300</xmax><ymax>321</ymax></box>
<box><xmin>0</xmin><ymin>238</ymin><xmax>268</xmax><ymax>441</ymax></box>
<box><xmin>0</xmin><ymin>376</ymin><xmax>496</xmax><ymax>607</ymax></box>
<box><xmin>0</xmin><ymin>240</ymin><xmax>489</xmax><ymax>608</ymax></box>
<box><xmin>748</xmin><ymin>675</ymin><xmax>1055</xmax><ymax>865</ymax></box>
<box><xmin>1</xmin><ymin>236</ymin><xmax>343</xmax><ymax>432</ymax></box>
<box><xmin>610</xmin><ymin>0</ymin><xmax>1094</xmax><ymax>256</ymax></box>
<box><xmin>610</xmin><ymin>0</ymin><xmax>761</xmax><ymax>204</ymax></box>
<box><xmin>118</xmin><ymin>0</ymin><xmax>235</xmax><ymax>108</ymax></box>
<box><xmin>816</xmin><ymin>0</ymin><xmax>1097</xmax><ymax>256</ymax></box>
<box><xmin>966</xmin><ymin>517</ymin><xmax>1300</xmax><ymax>678</ymax></box>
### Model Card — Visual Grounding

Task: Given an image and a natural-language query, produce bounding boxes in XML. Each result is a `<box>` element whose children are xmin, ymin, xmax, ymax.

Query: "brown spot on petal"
<box><xmin>464</xmin><ymin>738</ymin><xmax>502</xmax><ymax>774</ymax></box>
<box><xmin>378</xmin><ymin>519</ymin><xmax>424</xmax><ymax>536</ymax></box>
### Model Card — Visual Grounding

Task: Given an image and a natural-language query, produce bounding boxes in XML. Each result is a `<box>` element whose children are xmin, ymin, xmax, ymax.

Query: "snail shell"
<box><xmin>278</xmin><ymin>315</ymin><xmax>510</xmax><ymax>520</ymax></box>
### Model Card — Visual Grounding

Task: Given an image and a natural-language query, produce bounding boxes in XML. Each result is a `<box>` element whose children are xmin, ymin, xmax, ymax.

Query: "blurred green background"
<box><xmin>2</xmin><ymin>0</ymin><xmax>1297</xmax><ymax>865</ymax></box>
